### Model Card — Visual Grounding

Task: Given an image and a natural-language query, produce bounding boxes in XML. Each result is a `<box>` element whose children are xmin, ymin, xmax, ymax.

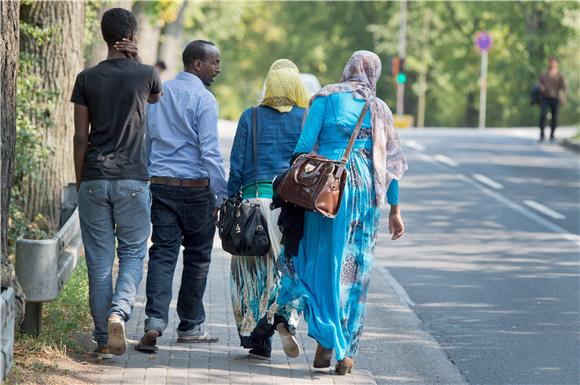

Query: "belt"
<box><xmin>150</xmin><ymin>176</ymin><xmax>209</xmax><ymax>188</ymax></box>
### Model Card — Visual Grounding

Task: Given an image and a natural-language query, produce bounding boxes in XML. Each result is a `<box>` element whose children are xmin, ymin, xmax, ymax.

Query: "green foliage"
<box><xmin>178</xmin><ymin>1</ymin><xmax>578</xmax><ymax>126</ymax></box>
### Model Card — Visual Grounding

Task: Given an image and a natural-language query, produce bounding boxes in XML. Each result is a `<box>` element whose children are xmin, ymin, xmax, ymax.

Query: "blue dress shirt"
<box><xmin>147</xmin><ymin>72</ymin><xmax>227</xmax><ymax>205</ymax></box>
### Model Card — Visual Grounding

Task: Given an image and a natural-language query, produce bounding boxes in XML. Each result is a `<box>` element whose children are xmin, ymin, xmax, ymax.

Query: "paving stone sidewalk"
<box><xmin>82</xmin><ymin>238</ymin><xmax>377</xmax><ymax>385</ymax></box>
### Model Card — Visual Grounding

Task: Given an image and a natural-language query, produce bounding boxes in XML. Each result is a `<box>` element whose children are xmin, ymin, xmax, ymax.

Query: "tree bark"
<box><xmin>133</xmin><ymin>1</ymin><xmax>161</xmax><ymax>65</ymax></box>
<box><xmin>1</xmin><ymin>0</ymin><xmax>26</xmax><ymax>325</ymax></box>
<box><xmin>19</xmin><ymin>1</ymin><xmax>85</xmax><ymax>231</ymax></box>
<box><xmin>157</xmin><ymin>1</ymin><xmax>188</xmax><ymax>79</ymax></box>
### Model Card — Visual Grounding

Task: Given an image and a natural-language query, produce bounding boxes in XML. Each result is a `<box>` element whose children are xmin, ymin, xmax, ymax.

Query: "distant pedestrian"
<box><xmin>538</xmin><ymin>57</ymin><xmax>567</xmax><ymax>142</ymax></box>
<box><xmin>71</xmin><ymin>8</ymin><xmax>162</xmax><ymax>359</ymax></box>
<box><xmin>227</xmin><ymin>59</ymin><xmax>309</xmax><ymax>361</ymax></box>
<box><xmin>154</xmin><ymin>60</ymin><xmax>167</xmax><ymax>74</ymax></box>
<box><xmin>135</xmin><ymin>40</ymin><xmax>226</xmax><ymax>353</ymax></box>
<box><xmin>277</xmin><ymin>51</ymin><xmax>407</xmax><ymax>375</ymax></box>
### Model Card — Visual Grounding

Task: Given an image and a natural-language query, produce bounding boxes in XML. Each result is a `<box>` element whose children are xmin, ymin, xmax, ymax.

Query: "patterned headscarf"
<box><xmin>268</xmin><ymin>59</ymin><xmax>300</xmax><ymax>74</ymax></box>
<box><xmin>261</xmin><ymin>59</ymin><xmax>310</xmax><ymax>113</ymax></box>
<box><xmin>313</xmin><ymin>50</ymin><xmax>408</xmax><ymax>207</ymax></box>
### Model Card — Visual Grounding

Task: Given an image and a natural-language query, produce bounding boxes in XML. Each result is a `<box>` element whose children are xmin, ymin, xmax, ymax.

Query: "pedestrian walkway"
<box><xmin>82</xmin><ymin>238</ymin><xmax>376</xmax><ymax>385</ymax></box>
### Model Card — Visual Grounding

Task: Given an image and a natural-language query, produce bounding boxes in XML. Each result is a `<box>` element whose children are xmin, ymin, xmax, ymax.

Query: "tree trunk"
<box><xmin>464</xmin><ymin>91</ymin><xmax>478</xmax><ymax>127</ymax></box>
<box><xmin>19</xmin><ymin>1</ymin><xmax>85</xmax><ymax>231</ymax></box>
<box><xmin>1</xmin><ymin>0</ymin><xmax>26</xmax><ymax>325</ymax></box>
<box><xmin>417</xmin><ymin>70</ymin><xmax>427</xmax><ymax>128</ymax></box>
<box><xmin>522</xmin><ymin>3</ymin><xmax>546</xmax><ymax>64</ymax></box>
<box><xmin>133</xmin><ymin>1</ymin><xmax>161</xmax><ymax>65</ymax></box>
<box><xmin>157</xmin><ymin>1</ymin><xmax>188</xmax><ymax>79</ymax></box>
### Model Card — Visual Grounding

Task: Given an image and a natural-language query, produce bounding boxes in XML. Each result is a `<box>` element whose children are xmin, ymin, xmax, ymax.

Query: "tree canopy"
<box><xmin>156</xmin><ymin>0</ymin><xmax>578</xmax><ymax>127</ymax></box>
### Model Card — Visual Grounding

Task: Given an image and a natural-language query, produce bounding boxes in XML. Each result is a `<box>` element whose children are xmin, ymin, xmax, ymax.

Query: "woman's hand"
<box><xmin>388</xmin><ymin>205</ymin><xmax>405</xmax><ymax>240</ymax></box>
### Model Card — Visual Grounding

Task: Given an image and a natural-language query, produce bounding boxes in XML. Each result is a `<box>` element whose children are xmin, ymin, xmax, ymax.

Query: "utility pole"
<box><xmin>475</xmin><ymin>31</ymin><xmax>492</xmax><ymax>129</ymax></box>
<box><xmin>478</xmin><ymin>50</ymin><xmax>488</xmax><ymax>129</ymax></box>
<box><xmin>397</xmin><ymin>0</ymin><xmax>407</xmax><ymax>116</ymax></box>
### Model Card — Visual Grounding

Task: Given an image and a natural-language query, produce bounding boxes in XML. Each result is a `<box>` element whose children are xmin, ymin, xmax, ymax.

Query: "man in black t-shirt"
<box><xmin>71</xmin><ymin>8</ymin><xmax>162</xmax><ymax>359</ymax></box>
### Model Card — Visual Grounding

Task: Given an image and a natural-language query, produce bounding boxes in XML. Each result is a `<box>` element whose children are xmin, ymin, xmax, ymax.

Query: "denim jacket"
<box><xmin>227</xmin><ymin>105</ymin><xmax>305</xmax><ymax>197</ymax></box>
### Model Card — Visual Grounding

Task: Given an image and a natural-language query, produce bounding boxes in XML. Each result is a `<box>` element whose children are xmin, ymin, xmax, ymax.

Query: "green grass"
<box><xmin>16</xmin><ymin>256</ymin><xmax>92</xmax><ymax>354</ymax></box>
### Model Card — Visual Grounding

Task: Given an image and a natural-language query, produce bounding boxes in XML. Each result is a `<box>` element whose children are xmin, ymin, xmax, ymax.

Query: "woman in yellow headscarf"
<box><xmin>260</xmin><ymin>59</ymin><xmax>310</xmax><ymax>113</ymax></box>
<box><xmin>227</xmin><ymin>59</ymin><xmax>309</xmax><ymax>361</ymax></box>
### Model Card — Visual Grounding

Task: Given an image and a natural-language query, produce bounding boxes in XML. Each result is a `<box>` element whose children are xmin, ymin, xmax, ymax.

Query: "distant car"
<box><xmin>259</xmin><ymin>73</ymin><xmax>321</xmax><ymax>102</ymax></box>
<box><xmin>299</xmin><ymin>73</ymin><xmax>322</xmax><ymax>97</ymax></box>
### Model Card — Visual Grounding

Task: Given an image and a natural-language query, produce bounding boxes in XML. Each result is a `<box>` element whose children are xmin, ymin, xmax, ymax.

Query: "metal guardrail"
<box><xmin>1</xmin><ymin>288</ymin><xmax>15</xmax><ymax>381</ymax></box>
<box><xmin>15</xmin><ymin>185</ymin><xmax>82</xmax><ymax>336</ymax></box>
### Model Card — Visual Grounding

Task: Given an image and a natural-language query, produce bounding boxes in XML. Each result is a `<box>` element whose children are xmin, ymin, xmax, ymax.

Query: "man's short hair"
<box><xmin>101</xmin><ymin>8</ymin><xmax>137</xmax><ymax>47</ymax></box>
<box><xmin>182</xmin><ymin>40</ymin><xmax>215</xmax><ymax>67</ymax></box>
<box><xmin>548</xmin><ymin>56</ymin><xmax>558</xmax><ymax>62</ymax></box>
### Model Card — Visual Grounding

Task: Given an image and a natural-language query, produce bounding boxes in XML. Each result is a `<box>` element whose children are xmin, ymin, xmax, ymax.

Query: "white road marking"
<box><xmin>380</xmin><ymin>267</ymin><xmax>416</xmax><ymax>307</ymax></box>
<box><xmin>434</xmin><ymin>154</ymin><xmax>459</xmax><ymax>167</ymax></box>
<box><xmin>417</xmin><ymin>153</ymin><xmax>436</xmax><ymax>163</ymax></box>
<box><xmin>405</xmin><ymin>140</ymin><xmax>426</xmax><ymax>152</ymax></box>
<box><xmin>472</xmin><ymin>173</ymin><xmax>504</xmax><ymax>190</ymax></box>
<box><xmin>456</xmin><ymin>174</ymin><xmax>580</xmax><ymax>246</ymax></box>
<box><xmin>523</xmin><ymin>200</ymin><xmax>566</xmax><ymax>220</ymax></box>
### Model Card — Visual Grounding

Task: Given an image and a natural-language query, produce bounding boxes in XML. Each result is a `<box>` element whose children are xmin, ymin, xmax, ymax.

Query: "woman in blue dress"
<box><xmin>278</xmin><ymin>51</ymin><xmax>408</xmax><ymax>374</ymax></box>
<box><xmin>227</xmin><ymin>59</ymin><xmax>310</xmax><ymax>361</ymax></box>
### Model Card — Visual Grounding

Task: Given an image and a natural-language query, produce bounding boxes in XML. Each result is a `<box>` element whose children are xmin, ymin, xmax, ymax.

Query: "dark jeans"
<box><xmin>144</xmin><ymin>184</ymin><xmax>216</xmax><ymax>336</ymax></box>
<box><xmin>539</xmin><ymin>96</ymin><xmax>559</xmax><ymax>138</ymax></box>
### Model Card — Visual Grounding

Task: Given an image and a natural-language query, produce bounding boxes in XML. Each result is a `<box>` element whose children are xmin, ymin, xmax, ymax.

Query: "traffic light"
<box><xmin>392</xmin><ymin>57</ymin><xmax>400</xmax><ymax>85</ymax></box>
<box><xmin>396</xmin><ymin>58</ymin><xmax>407</xmax><ymax>84</ymax></box>
<box><xmin>391</xmin><ymin>57</ymin><xmax>407</xmax><ymax>85</ymax></box>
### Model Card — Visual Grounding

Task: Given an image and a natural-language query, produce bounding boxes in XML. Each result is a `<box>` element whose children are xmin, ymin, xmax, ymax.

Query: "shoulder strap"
<box><xmin>334</xmin><ymin>99</ymin><xmax>370</xmax><ymax>180</ymax></box>
<box><xmin>252</xmin><ymin>107</ymin><xmax>259</xmax><ymax>197</ymax></box>
<box><xmin>340</xmin><ymin>99</ymin><xmax>370</xmax><ymax>164</ymax></box>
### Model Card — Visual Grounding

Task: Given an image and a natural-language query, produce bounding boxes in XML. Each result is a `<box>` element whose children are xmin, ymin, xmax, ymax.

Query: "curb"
<box><xmin>560</xmin><ymin>138</ymin><xmax>580</xmax><ymax>153</ymax></box>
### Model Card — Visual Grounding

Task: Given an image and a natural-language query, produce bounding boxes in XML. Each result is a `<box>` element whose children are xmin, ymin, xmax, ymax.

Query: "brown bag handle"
<box><xmin>336</xmin><ymin>99</ymin><xmax>370</xmax><ymax>179</ymax></box>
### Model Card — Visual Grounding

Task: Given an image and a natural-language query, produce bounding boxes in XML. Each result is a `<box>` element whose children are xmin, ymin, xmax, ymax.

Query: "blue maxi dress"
<box><xmin>278</xmin><ymin>92</ymin><xmax>399</xmax><ymax>361</ymax></box>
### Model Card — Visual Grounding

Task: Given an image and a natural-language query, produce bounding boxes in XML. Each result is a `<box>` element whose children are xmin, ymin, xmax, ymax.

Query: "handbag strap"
<box><xmin>336</xmin><ymin>99</ymin><xmax>370</xmax><ymax>178</ymax></box>
<box><xmin>252</xmin><ymin>107</ymin><xmax>259</xmax><ymax>198</ymax></box>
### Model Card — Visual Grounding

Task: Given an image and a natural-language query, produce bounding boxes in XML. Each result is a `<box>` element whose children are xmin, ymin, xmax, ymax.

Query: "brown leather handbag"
<box><xmin>277</xmin><ymin>100</ymin><xmax>370</xmax><ymax>218</ymax></box>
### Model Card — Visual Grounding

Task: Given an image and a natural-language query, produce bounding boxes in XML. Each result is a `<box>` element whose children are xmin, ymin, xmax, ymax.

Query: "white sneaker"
<box><xmin>107</xmin><ymin>314</ymin><xmax>127</xmax><ymax>355</ymax></box>
<box><xmin>276</xmin><ymin>323</ymin><xmax>300</xmax><ymax>358</ymax></box>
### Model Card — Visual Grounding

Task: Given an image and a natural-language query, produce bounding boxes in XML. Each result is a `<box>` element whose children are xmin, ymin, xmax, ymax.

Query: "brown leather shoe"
<box><xmin>313</xmin><ymin>343</ymin><xmax>333</xmax><ymax>368</ymax></box>
<box><xmin>135</xmin><ymin>329</ymin><xmax>160</xmax><ymax>353</ymax></box>
<box><xmin>335</xmin><ymin>357</ymin><xmax>354</xmax><ymax>375</ymax></box>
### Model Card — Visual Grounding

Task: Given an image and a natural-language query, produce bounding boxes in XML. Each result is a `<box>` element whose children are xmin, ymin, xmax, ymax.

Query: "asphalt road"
<box><xmin>375</xmin><ymin>129</ymin><xmax>580</xmax><ymax>385</ymax></box>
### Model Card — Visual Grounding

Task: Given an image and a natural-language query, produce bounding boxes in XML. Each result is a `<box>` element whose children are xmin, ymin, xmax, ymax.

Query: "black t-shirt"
<box><xmin>71</xmin><ymin>58</ymin><xmax>162</xmax><ymax>181</ymax></box>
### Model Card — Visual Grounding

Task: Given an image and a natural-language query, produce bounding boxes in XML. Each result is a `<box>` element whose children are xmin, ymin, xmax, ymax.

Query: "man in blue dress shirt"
<box><xmin>136</xmin><ymin>40</ymin><xmax>227</xmax><ymax>352</ymax></box>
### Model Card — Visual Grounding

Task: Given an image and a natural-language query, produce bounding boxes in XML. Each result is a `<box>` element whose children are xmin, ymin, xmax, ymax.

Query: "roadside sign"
<box><xmin>475</xmin><ymin>31</ymin><xmax>492</xmax><ymax>52</ymax></box>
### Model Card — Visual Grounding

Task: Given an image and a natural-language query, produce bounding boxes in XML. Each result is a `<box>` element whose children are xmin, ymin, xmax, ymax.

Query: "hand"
<box><xmin>114</xmin><ymin>38</ymin><xmax>141</xmax><ymax>63</ymax></box>
<box><xmin>388</xmin><ymin>211</ymin><xmax>405</xmax><ymax>240</ymax></box>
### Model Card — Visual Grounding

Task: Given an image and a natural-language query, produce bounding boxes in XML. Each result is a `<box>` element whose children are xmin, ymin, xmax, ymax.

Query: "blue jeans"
<box><xmin>144</xmin><ymin>184</ymin><xmax>216</xmax><ymax>336</ymax></box>
<box><xmin>78</xmin><ymin>179</ymin><xmax>151</xmax><ymax>347</ymax></box>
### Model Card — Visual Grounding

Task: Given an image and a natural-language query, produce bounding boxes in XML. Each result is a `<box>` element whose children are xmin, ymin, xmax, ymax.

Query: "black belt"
<box><xmin>150</xmin><ymin>176</ymin><xmax>209</xmax><ymax>188</ymax></box>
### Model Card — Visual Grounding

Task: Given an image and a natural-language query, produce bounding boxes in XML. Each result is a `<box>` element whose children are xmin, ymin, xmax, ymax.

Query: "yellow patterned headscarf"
<box><xmin>260</xmin><ymin>59</ymin><xmax>310</xmax><ymax>113</ymax></box>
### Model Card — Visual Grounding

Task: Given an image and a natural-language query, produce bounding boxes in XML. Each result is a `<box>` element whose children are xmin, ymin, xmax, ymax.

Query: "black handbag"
<box><xmin>218</xmin><ymin>108</ymin><xmax>270</xmax><ymax>256</ymax></box>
